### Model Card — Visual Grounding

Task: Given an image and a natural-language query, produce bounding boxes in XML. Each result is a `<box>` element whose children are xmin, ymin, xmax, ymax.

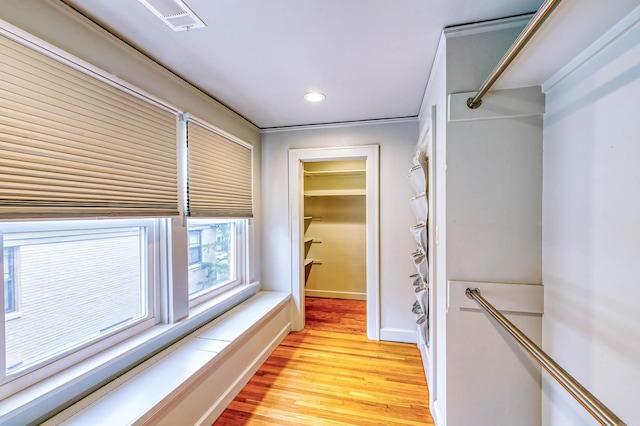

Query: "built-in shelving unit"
<box><xmin>304</xmin><ymin>169</ymin><xmax>364</xmax><ymax>177</ymax></box>
<box><xmin>302</xmin><ymin>160</ymin><xmax>366</xmax><ymax>298</ymax></box>
<box><xmin>304</xmin><ymin>189</ymin><xmax>366</xmax><ymax>197</ymax></box>
<box><xmin>303</xmin><ymin>217</ymin><xmax>314</xmax><ymax>283</ymax></box>
<box><xmin>303</xmin><ymin>161</ymin><xmax>365</xmax><ymax>197</ymax></box>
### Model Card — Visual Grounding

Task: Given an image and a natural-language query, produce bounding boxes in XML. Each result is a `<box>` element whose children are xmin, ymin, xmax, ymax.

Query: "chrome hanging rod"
<box><xmin>466</xmin><ymin>0</ymin><xmax>563</xmax><ymax>109</ymax></box>
<box><xmin>465</xmin><ymin>288</ymin><xmax>627</xmax><ymax>426</ymax></box>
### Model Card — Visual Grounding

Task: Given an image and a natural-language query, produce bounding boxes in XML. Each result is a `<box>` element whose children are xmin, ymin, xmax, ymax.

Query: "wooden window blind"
<box><xmin>186</xmin><ymin>121</ymin><xmax>253</xmax><ymax>218</ymax></box>
<box><xmin>0</xmin><ymin>34</ymin><xmax>179</xmax><ymax>218</ymax></box>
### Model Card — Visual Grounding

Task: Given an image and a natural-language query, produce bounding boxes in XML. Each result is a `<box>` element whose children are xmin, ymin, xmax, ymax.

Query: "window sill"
<box><xmin>43</xmin><ymin>291</ymin><xmax>290</xmax><ymax>425</ymax></box>
<box><xmin>4</xmin><ymin>311</ymin><xmax>22</xmax><ymax>321</ymax></box>
<box><xmin>0</xmin><ymin>281</ymin><xmax>262</xmax><ymax>425</ymax></box>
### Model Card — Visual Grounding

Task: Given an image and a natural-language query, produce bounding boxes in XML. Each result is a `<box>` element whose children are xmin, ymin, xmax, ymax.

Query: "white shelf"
<box><xmin>304</xmin><ymin>169</ymin><xmax>365</xmax><ymax>177</ymax></box>
<box><xmin>304</xmin><ymin>189</ymin><xmax>366</xmax><ymax>197</ymax></box>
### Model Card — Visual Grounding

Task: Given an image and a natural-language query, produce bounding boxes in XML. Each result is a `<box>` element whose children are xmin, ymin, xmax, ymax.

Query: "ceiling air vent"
<box><xmin>137</xmin><ymin>0</ymin><xmax>206</xmax><ymax>32</ymax></box>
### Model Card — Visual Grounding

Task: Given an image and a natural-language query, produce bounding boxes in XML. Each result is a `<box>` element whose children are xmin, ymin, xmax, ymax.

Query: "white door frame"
<box><xmin>288</xmin><ymin>145</ymin><xmax>380</xmax><ymax>340</ymax></box>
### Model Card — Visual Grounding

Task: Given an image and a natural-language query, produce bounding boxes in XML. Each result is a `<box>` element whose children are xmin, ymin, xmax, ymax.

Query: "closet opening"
<box><xmin>303</xmin><ymin>160</ymin><xmax>366</xmax><ymax>333</ymax></box>
<box><xmin>288</xmin><ymin>146</ymin><xmax>380</xmax><ymax>340</ymax></box>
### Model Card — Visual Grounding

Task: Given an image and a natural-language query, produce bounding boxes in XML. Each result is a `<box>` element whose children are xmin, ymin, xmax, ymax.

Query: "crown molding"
<box><xmin>260</xmin><ymin>116</ymin><xmax>418</xmax><ymax>134</ymax></box>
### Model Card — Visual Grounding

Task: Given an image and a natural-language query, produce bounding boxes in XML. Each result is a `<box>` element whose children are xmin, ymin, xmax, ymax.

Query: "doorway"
<box><xmin>303</xmin><ymin>159</ymin><xmax>366</xmax><ymax>300</ymax></box>
<box><xmin>288</xmin><ymin>145</ymin><xmax>380</xmax><ymax>340</ymax></box>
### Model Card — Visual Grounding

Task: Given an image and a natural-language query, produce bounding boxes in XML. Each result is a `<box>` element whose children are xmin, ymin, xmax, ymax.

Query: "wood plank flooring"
<box><xmin>213</xmin><ymin>297</ymin><xmax>434</xmax><ymax>425</ymax></box>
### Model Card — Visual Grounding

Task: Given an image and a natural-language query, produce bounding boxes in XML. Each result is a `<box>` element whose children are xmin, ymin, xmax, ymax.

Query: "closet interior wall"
<box><xmin>303</xmin><ymin>160</ymin><xmax>366</xmax><ymax>300</ymax></box>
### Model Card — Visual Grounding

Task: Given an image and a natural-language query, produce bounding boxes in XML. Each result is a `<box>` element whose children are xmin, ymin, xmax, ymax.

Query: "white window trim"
<box><xmin>188</xmin><ymin>218</ymin><xmax>248</xmax><ymax>308</ymax></box>
<box><xmin>0</xmin><ymin>218</ymin><xmax>160</xmax><ymax>396</ymax></box>
<box><xmin>0</xmin><ymin>218</ymin><xmax>257</xmax><ymax>421</ymax></box>
<box><xmin>0</xmin><ymin>281</ymin><xmax>260</xmax><ymax>425</ymax></box>
<box><xmin>3</xmin><ymin>247</ymin><xmax>20</xmax><ymax>321</ymax></box>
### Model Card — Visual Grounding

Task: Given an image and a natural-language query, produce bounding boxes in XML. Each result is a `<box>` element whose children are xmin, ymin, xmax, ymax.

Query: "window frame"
<box><xmin>3</xmin><ymin>247</ymin><xmax>17</xmax><ymax>317</ymax></box>
<box><xmin>0</xmin><ymin>218</ymin><xmax>161</xmax><ymax>391</ymax></box>
<box><xmin>187</xmin><ymin>218</ymin><xmax>248</xmax><ymax>308</ymax></box>
<box><xmin>187</xmin><ymin>229</ymin><xmax>203</xmax><ymax>265</ymax></box>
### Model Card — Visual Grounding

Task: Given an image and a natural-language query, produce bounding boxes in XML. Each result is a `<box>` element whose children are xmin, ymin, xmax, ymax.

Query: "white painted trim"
<box><xmin>304</xmin><ymin>290</ymin><xmax>366</xmax><ymax>300</ymax></box>
<box><xmin>418</xmin><ymin>33</ymin><xmax>446</xmax><ymax>122</ymax></box>
<box><xmin>288</xmin><ymin>145</ymin><xmax>380</xmax><ymax>340</ymax></box>
<box><xmin>379</xmin><ymin>328</ymin><xmax>417</xmax><ymax>344</ymax></box>
<box><xmin>417</xmin><ymin>115</ymin><xmax>432</xmax><ymax>156</ymax></box>
<box><xmin>196</xmin><ymin>323</ymin><xmax>290</xmax><ymax>425</ymax></box>
<box><xmin>182</xmin><ymin>113</ymin><xmax>254</xmax><ymax>151</ymax></box>
<box><xmin>447</xmin><ymin>87</ymin><xmax>545</xmax><ymax>122</ymax></box>
<box><xmin>42</xmin><ymin>291</ymin><xmax>290</xmax><ymax>426</ymax></box>
<box><xmin>416</xmin><ymin>328</ymin><xmax>431</xmax><ymax>385</ymax></box>
<box><xmin>427</xmin><ymin>107</ymin><xmax>438</xmax><ymax>406</ymax></box>
<box><xmin>261</xmin><ymin>117</ymin><xmax>417</xmax><ymax>133</ymax></box>
<box><xmin>448</xmin><ymin>280</ymin><xmax>544</xmax><ymax>314</ymax></box>
<box><xmin>0</xmin><ymin>282</ymin><xmax>261</xmax><ymax>425</ymax></box>
<box><xmin>443</xmin><ymin>14</ymin><xmax>533</xmax><ymax>39</ymax></box>
<box><xmin>432</xmin><ymin>399</ymin><xmax>445</xmax><ymax>426</ymax></box>
<box><xmin>417</xmin><ymin>118</ymin><xmax>431</xmax><ymax>154</ymax></box>
<box><xmin>542</xmin><ymin>5</ymin><xmax>640</xmax><ymax>92</ymax></box>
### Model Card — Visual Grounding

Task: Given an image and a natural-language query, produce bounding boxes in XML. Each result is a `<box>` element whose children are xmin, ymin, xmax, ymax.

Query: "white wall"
<box><xmin>261</xmin><ymin>121</ymin><xmax>420</xmax><ymax>340</ymax></box>
<box><xmin>542</xmin><ymin>9</ymin><xmax>640</xmax><ymax>425</ymax></box>
<box><xmin>444</xmin><ymin>22</ymin><xmax>543</xmax><ymax>285</ymax></box>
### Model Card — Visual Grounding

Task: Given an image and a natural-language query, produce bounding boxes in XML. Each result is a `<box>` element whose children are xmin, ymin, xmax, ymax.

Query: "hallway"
<box><xmin>214</xmin><ymin>297</ymin><xmax>433</xmax><ymax>425</ymax></box>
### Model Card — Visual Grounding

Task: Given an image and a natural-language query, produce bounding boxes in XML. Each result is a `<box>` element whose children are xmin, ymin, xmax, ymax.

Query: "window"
<box><xmin>0</xmin><ymin>219</ymin><xmax>157</xmax><ymax>376</ymax></box>
<box><xmin>184</xmin><ymin>117</ymin><xmax>253</xmax><ymax>307</ymax></box>
<box><xmin>3</xmin><ymin>247</ymin><xmax>16</xmax><ymax>314</ymax></box>
<box><xmin>188</xmin><ymin>219</ymin><xmax>244</xmax><ymax>303</ymax></box>
<box><xmin>188</xmin><ymin>230</ymin><xmax>202</xmax><ymax>265</ymax></box>
<box><xmin>0</xmin><ymin>21</ymin><xmax>254</xmax><ymax>419</ymax></box>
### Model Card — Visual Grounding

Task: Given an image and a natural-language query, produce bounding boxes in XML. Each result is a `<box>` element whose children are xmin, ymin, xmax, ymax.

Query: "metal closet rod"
<box><xmin>465</xmin><ymin>288</ymin><xmax>627</xmax><ymax>426</ymax></box>
<box><xmin>466</xmin><ymin>0</ymin><xmax>563</xmax><ymax>109</ymax></box>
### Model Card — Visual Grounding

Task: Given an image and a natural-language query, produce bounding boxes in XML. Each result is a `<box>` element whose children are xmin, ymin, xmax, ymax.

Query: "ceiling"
<box><xmin>60</xmin><ymin>0</ymin><xmax>637</xmax><ymax>130</ymax></box>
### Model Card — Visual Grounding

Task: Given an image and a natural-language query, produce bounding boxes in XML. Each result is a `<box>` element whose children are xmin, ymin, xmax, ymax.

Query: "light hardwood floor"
<box><xmin>213</xmin><ymin>297</ymin><xmax>434</xmax><ymax>425</ymax></box>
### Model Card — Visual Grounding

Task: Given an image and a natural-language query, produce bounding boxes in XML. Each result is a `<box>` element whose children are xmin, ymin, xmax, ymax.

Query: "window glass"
<box><xmin>187</xmin><ymin>230</ymin><xmax>202</xmax><ymax>265</ymax></box>
<box><xmin>1</xmin><ymin>220</ymin><xmax>151</xmax><ymax>374</ymax></box>
<box><xmin>187</xmin><ymin>219</ymin><xmax>237</xmax><ymax>299</ymax></box>
<box><xmin>3</xmin><ymin>247</ymin><xmax>16</xmax><ymax>314</ymax></box>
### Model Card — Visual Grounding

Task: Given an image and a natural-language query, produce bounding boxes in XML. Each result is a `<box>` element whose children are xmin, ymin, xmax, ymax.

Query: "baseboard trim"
<box><xmin>379</xmin><ymin>327</ymin><xmax>417</xmax><ymax>344</ymax></box>
<box><xmin>304</xmin><ymin>289</ymin><xmax>366</xmax><ymax>300</ymax></box>
<box><xmin>432</xmin><ymin>399</ymin><xmax>444</xmax><ymax>426</ymax></box>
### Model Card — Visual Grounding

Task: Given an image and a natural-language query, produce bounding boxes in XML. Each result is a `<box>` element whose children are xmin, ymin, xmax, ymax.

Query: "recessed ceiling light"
<box><xmin>304</xmin><ymin>92</ymin><xmax>326</xmax><ymax>102</ymax></box>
